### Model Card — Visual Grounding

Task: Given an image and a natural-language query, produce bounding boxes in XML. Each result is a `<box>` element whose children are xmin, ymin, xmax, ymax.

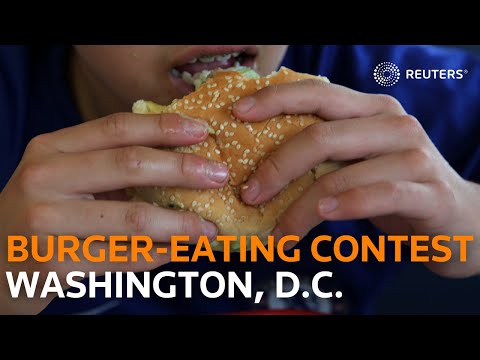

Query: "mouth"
<box><xmin>170</xmin><ymin>46</ymin><xmax>258</xmax><ymax>96</ymax></box>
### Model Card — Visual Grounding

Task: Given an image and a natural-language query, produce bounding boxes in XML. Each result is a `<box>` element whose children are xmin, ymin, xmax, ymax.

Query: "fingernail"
<box><xmin>205</xmin><ymin>161</ymin><xmax>228</xmax><ymax>183</ymax></box>
<box><xmin>242</xmin><ymin>178</ymin><xmax>260</xmax><ymax>202</ymax></box>
<box><xmin>318</xmin><ymin>197</ymin><xmax>338</xmax><ymax>213</ymax></box>
<box><xmin>201</xmin><ymin>218</ymin><xmax>218</xmax><ymax>239</ymax></box>
<box><xmin>183</xmin><ymin>118</ymin><xmax>209</xmax><ymax>137</ymax></box>
<box><xmin>234</xmin><ymin>96</ymin><xmax>255</xmax><ymax>114</ymax></box>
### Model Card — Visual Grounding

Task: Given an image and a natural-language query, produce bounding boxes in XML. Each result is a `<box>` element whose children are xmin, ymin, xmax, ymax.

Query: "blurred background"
<box><xmin>373</xmin><ymin>44</ymin><xmax>480</xmax><ymax>314</ymax></box>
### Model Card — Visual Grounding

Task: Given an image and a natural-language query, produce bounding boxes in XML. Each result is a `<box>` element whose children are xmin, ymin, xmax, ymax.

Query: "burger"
<box><xmin>129</xmin><ymin>66</ymin><xmax>344</xmax><ymax>251</ymax></box>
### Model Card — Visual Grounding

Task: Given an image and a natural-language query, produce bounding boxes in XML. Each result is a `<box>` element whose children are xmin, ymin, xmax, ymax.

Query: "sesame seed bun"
<box><xmin>130</xmin><ymin>66</ymin><xmax>344</xmax><ymax>251</ymax></box>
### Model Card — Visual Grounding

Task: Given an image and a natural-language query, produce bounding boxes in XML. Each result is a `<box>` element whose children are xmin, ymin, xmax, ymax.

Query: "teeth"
<box><xmin>187</xmin><ymin>52</ymin><xmax>243</xmax><ymax>64</ymax></box>
<box><xmin>181</xmin><ymin>71</ymin><xmax>193</xmax><ymax>83</ymax></box>
<box><xmin>199</xmin><ymin>55</ymin><xmax>216</xmax><ymax>63</ymax></box>
<box><xmin>215</xmin><ymin>53</ymin><xmax>232</xmax><ymax>62</ymax></box>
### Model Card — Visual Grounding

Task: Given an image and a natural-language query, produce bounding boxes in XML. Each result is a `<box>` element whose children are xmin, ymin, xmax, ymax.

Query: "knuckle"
<box><xmin>391</xmin><ymin>114</ymin><xmax>425</xmax><ymax>140</ymax></box>
<box><xmin>320</xmin><ymin>172</ymin><xmax>349</xmax><ymax>195</ymax></box>
<box><xmin>124</xmin><ymin>203</ymin><xmax>152</xmax><ymax>234</ymax></box>
<box><xmin>404</xmin><ymin>148</ymin><xmax>434</xmax><ymax>173</ymax></box>
<box><xmin>16</xmin><ymin>163</ymin><xmax>49</xmax><ymax>194</ymax></box>
<box><xmin>26</xmin><ymin>134</ymin><xmax>53</xmax><ymax>153</ymax></box>
<box><xmin>434</xmin><ymin>180</ymin><xmax>455</xmax><ymax>205</ymax></box>
<box><xmin>177</xmin><ymin>153</ymin><xmax>195</xmax><ymax>179</ymax></box>
<box><xmin>114</xmin><ymin>146</ymin><xmax>146</xmax><ymax>176</ymax></box>
<box><xmin>262</xmin><ymin>155</ymin><xmax>283</xmax><ymax>181</ymax></box>
<box><xmin>179</xmin><ymin>212</ymin><xmax>200</xmax><ymax>235</ymax></box>
<box><xmin>306</xmin><ymin>122</ymin><xmax>334</xmax><ymax>148</ymax></box>
<box><xmin>376</xmin><ymin>94</ymin><xmax>404</xmax><ymax>113</ymax></box>
<box><xmin>382</xmin><ymin>181</ymin><xmax>401</xmax><ymax>201</ymax></box>
<box><xmin>102</xmin><ymin>113</ymin><xmax>131</xmax><ymax>139</ymax></box>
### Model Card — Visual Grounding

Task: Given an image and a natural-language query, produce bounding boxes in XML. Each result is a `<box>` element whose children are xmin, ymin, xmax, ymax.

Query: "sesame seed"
<box><xmin>265</xmin><ymin>80</ymin><xmax>270</xmax><ymax>86</ymax></box>
<box><xmin>191</xmin><ymin>97</ymin><xmax>196</xmax><ymax>102</ymax></box>
<box><xmin>214</xmin><ymin>149</ymin><xmax>221</xmax><ymax>155</ymax></box>
<box><xmin>201</xmin><ymin>106</ymin><xmax>207</xmax><ymax>110</ymax></box>
<box><xmin>192</xmin><ymin>201</ymin><xmax>198</xmax><ymax>207</ymax></box>
<box><xmin>203</xmin><ymin>142</ymin><xmax>208</xmax><ymax>148</ymax></box>
<box><xmin>169</xmin><ymin>195</ymin><xmax>175</xmax><ymax>201</ymax></box>
<box><xmin>276</xmin><ymin>123</ymin><xmax>282</xmax><ymax>129</ymax></box>
<box><xmin>215</xmin><ymin>104</ymin><xmax>221</xmax><ymax>109</ymax></box>
<box><xmin>279</xmin><ymin>134</ymin><xmax>285</xmax><ymax>140</ymax></box>
<box><xmin>205</xmin><ymin>203</ymin><xmax>210</xmax><ymax>209</ymax></box>
<box><xmin>207</xmin><ymin>152</ymin><xmax>211</xmax><ymax>158</ymax></box>
<box><xmin>236</xmin><ymin>144</ymin><xmax>241</xmax><ymax>150</ymax></box>
<box><xmin>231</xmin><ymin>122</ymin><xmax>237</xmax><ymax>128</ymax></box>
<box><xmin>298</xmin><ymin>186</ymin><xmax>304</xmax><ymax>192</ymax></box>
<box><xmin>212</xmin><ymin>121</ymin><xmax>217</xmax><ymax>126</ymax></box>
<box><xmin>232</xmin><ymin>140</ymin><xmax>238</xmax><ymax>145</ymax></box>
<box><xmin>275</xmin><ymin>141</ymin><xmax>281</xmax><ymax>145</ymax></box>
<box><xmin>225</xmin><ymin>143</ymin><xmax>230</xmax><ymax>148</ymax></box>
<box><xmin>210</xmin><ymin>198</ymin><xmax>215</xmax><ymax>203</ymax></box>
<box><xmin>208</xmin><ymin>103</ymin><xmax>213</xmax><ymax>108</ymax></box>
<box><xmin>241</xmin><ymin>185</ymin><xmax>249</xmax><ymax>190</ymax></box>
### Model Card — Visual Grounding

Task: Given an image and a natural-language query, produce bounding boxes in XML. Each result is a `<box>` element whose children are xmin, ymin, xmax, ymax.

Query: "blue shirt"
<box><xmin>1</xmin><ymin>45</ymin><xmax>479</xmax><ymax>314</ymax></box>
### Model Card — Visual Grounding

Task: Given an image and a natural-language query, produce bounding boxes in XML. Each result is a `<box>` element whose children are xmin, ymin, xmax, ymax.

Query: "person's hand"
<box><xmin>0</xmin><ymin>112</ymin><xmax>228</xmax><ymax>314</ymax></box>
<box><xmin>234</xmin><ymin>79</ymin><xmax>480</xmax><ymax>278</ymax></box>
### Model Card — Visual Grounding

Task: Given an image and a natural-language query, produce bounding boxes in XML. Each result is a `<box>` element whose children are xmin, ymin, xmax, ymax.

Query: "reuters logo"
<box><xmin>373</xmin><ymin>62</ymin><xmax>401</xmax><ymax>87</ymax></box>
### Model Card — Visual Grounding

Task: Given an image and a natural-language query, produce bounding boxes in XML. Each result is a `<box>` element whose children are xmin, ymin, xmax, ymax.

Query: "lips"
<box><xmin>170</xmin><ymin>46</ymin><xmax>258</xmax><ymax>96</ymax></box>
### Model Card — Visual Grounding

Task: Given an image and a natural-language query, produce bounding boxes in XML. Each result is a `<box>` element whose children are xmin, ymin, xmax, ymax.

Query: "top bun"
<box><xmin>130</xmin><ymin>66</ymin><xmax>343</xmax><ymax>251</ymax></box>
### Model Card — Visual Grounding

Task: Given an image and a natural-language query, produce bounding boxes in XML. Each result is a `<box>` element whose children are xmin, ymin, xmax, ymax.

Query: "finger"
<box><xmin>29</xmin><ymin>200</ymin><xmax>218</xmax><ymax>241</ymax></box>
<box><xmin>242</xmin><ymin>115</ymin><xmax>430</xmax><ymax>205</ymax></box>
<box><xmin>70</xmin><ymin>240</ymin><xmax>171</xmax><ymax>274</ymax></box>
<box><xmin>44</xmin><ymin>147</ymin><xmax>228</xmax><ymax>194</ymax></box>
<box><xmin>45</xmin><ymin>113</ymin><xmax>210</xmax><ymax>153</ymax></box>
<box><xmin>233</xmin><ymin>79</ymin><xmax>405</xmax><ymax>122</ymax></box>
<box><xmin>316</xmin><ymin>181</ymin><xmax>443</xmax><ymax>221</ymax></box>
<box><xmin>273</xmin><ymin>179</ymin><xmax>443</xmax><ymax>242</ymax></box>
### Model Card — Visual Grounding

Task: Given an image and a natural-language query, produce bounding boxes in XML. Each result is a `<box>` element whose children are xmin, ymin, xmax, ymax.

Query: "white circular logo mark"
<box><xmin>373</xmin><ymin>62</ymin><xmax>400</xmax><ymax>87</ymax></box>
